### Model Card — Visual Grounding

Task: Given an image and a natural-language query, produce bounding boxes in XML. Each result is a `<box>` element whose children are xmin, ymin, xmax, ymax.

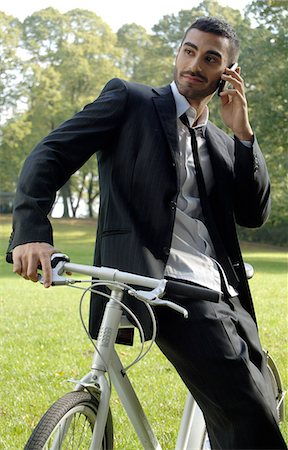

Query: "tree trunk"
<box><xmin>59</xmin><ymin>181</ymin><xmax>71</xmax><ymax>217</ymax></box>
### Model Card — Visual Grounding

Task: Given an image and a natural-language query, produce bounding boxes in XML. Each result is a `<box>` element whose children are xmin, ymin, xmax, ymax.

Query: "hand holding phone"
<box><xmin>217</xmin><ymin>62</ymin><xmax>238</xmax><ymax>96</ymax></box>
<box><xmin>218</xmin><ymin>63</ymin><xmax>253</xmax><ymax>140</ymax></box>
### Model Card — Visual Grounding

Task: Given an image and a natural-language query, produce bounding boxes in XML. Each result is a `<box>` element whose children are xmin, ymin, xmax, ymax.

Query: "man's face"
<box><xmin>174</xmin><ymin>28</ymin><xmax>231</xmax><ymax>101</ymax></box>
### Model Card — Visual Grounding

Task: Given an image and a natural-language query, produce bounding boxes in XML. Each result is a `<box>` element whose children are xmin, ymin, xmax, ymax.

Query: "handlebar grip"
<box><xmin>6</xmin><ymin>252</ymin><xmax>13</xmax><ymax>264</ymax></box>
<box><xmin>50</xmin><ymin>253</ymin><xmax>70</xmax><ymax>268</ymax></box>
<box><xmin>5</xmin><ymin>251</ymin><xmax>69</xmax><ymax>269</ymax></box>
<box><xmin>165</xmin><ymin>279</ymin><xmax>222</xmax><ymax>303</ymax></box>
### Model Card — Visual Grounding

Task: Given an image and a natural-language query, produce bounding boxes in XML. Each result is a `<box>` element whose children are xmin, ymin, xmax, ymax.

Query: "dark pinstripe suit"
<box><xmin>8</xmin><ymin>77</ymin><xmax>270</xmax><ymax>336</ymax></box>
<box><xmin>8</xmin><ymin>78</ymin><xmax>286</xmax><ymax>448</ymax></box>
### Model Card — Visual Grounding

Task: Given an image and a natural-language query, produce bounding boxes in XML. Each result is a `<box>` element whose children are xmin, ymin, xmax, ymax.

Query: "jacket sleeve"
<box><xmin>233</xmin><ymin>135</ymin><xmax>271</xmax><ymax>228</ymax></box>
<box><xmin>7</xmin><ymin>78</ymin><xmax>128</xmax><ymax>254</ymax></box>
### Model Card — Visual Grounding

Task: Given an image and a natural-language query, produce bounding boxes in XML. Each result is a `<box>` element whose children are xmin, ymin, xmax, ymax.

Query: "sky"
<box><xmin>1</xmin><ymin>0</ymin><xmax>250</xmax><ymax>32</ymax></box>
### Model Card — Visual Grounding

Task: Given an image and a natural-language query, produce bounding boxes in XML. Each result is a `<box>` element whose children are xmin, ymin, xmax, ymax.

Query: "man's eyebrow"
<box><xmin>206</xmin><ymin>50</ymin><xmax>222</xmax><ymax>59</ymax></box>
<box><xmin>183</xmin><ymin>42</ymin><xmax>198</xmax><ymax>51</ymax></box>
<box><xmin>183</xmin><ymin>41</ymin><xmax>222</xmax><ymax>59</ymax></box>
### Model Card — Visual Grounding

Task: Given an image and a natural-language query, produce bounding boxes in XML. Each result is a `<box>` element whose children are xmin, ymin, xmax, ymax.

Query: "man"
<box><xmin>7</xmin><ymin>17</ymin><xmax>286</xmax><ymax>449</ymax></box>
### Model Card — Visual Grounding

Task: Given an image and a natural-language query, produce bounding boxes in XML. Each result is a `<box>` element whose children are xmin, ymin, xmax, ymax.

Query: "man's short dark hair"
<box><xmin>182</xmin><ymin>16</ymin><xmax>240</xmax><ymax>64</ymax></box>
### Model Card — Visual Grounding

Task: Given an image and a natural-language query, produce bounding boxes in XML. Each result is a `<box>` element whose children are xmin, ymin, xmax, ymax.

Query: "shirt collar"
<box><xmin>170</xmin><ymin>81</ymin><xmax>209</xmax><ymax>129</ymax></box>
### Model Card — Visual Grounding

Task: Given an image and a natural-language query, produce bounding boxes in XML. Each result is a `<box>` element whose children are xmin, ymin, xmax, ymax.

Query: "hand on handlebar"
<box><xmin>12</xmin><ymin>242</ymin><xmax>58</xmax><ymax>288</ymax></box>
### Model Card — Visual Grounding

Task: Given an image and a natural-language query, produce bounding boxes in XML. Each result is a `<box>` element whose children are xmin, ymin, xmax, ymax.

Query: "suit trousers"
<box><xmin>155</xmin><ymin>293</ymin><xmax>287</xmax><ymax>449</ymax></box>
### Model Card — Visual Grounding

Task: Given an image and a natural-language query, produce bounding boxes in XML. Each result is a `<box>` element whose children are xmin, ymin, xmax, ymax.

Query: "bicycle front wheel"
<box><xmin>24</xmin><ymin>390</ymin><xmax>113</xmax><ymax>450</ymax></box>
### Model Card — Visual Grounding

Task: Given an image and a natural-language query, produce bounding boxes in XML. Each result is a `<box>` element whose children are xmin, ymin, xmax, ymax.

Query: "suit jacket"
<box><xmin>8</xmin><ymin>78</ymin><xmax>271</xmax><ymax>339</ymax></box>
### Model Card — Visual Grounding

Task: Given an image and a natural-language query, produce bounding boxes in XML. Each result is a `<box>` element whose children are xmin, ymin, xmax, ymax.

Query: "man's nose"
<box><xmin>189</xmin><ymin>57</ymin><xmax>202</xmax><ymax>73</ymax></box>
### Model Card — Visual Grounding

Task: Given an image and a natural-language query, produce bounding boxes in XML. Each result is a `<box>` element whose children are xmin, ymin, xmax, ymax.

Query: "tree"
<box><xmin>60</xmin><ymin>9</ymin><xmax>124</xmax><ymax>114</ymax></box>
<box><xmin>0</xmin><ymin>114</ymin><xmax>32</xmax><ymax>191</ymax></box>
<box><xmin>0</xmin><ymin>12</ymin><xmax>23</xmax><ymax>121</ymax></box>
<box><xmin>116</xmin><ymin>23</ymin><xmax>152</xmax><ymax>79</ymax></box>
<box><xmin>21</xmin><ymin>7</ymin><xmax>66</xmax><ymax>64</ymax></box>
<box><xmin>6</xmin><ymin>8</ymin><xmax>127</xmax><ymax>217</ymax></box>
<box><xmin>243</xmin><ymin>1</ymin><xmax>288</xmax><ymax>230</ymax></box>
<box><xmin>0</xmin><ymin>3</ymin><xmax>286</xmax><ymax>239</ymax></box>
<box><xmin>55</xmin><ymin>9</ymin><xmax>124</xmax><ymax>216</ymax></box>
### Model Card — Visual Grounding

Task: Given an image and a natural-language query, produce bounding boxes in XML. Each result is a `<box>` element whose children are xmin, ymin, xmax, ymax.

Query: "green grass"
<box><xmin>0</xmin><ymin>215</ymin><xmax>287</xmax><ymax>448</ymax></box>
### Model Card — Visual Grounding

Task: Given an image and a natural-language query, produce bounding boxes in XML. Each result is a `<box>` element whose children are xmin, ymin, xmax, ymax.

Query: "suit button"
<box><xmin>170</xmin><ymin>201</ymin><xmax>176</xmax><ymax>210</ymax></box>
<box><xmin>163</xmin><ymin>247</ymin><xmax>170</xmax><ymax>256</ymax></box>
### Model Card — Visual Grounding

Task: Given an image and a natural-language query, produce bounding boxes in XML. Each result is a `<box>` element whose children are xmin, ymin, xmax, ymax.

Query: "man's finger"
<box><xmin>27</xmin><ymin>257</ymin><xmax>41</xmax><ymax>282</ymax></box>
<box><xmin>13</xmin><ymin>256</ymin><xmax>22</xmax><ymax>276</ymax></box>
<box><xmin>39</xmin><ymin>254</ymin><xmax>53</xmax><ymax>288</ymax></box>
<box><xmin>13</xmin><ymin>245</ymin><xmax>28</xmax><ymax>277</ymax></box>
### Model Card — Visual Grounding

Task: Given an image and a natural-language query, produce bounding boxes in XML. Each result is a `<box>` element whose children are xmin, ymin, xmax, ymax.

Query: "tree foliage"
<box><xmin>0</xmin><ymin>1</ymin><xmax>286</xmax><ymax>240</ymax></box>
<box><xmin>0</xmin><ymin>12</ymin><xmax>23</xmax><ymax>119</ymax></box>
<box><xmin>244</xmin><ymin>0</ymin><xmax>288</xmax><ymax>231</ymax></box>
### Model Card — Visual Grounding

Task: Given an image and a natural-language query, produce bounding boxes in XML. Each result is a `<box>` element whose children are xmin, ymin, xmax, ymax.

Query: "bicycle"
<box><xmin>24</xmin><ymin>253</ymin><xmax>285</xmax><ymax>450</ymax></box>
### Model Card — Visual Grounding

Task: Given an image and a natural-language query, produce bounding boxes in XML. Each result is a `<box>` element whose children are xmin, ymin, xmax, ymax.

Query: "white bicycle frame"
<box><xmin>47</xmin><ymin>256</ymin><xmax>285</xmax><ymax>450</ymax></box>
<box><xmin>51</xmin><ymin>258</ymin><xmax>208</xmax><ymax>450</ymax></box>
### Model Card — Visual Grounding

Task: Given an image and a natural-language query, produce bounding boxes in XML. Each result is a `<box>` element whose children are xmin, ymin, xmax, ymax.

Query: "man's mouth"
<box><xmin>181</xmin><ymin>72</ymin><xmax>207</xmax><ymax>84</ymax></box>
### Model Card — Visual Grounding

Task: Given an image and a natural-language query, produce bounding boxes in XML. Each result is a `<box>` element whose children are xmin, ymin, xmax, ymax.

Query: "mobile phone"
<box><xmin>217</xmin><ymin>62</ymin><xmax>238</xmax><ymax>96</ymax></box>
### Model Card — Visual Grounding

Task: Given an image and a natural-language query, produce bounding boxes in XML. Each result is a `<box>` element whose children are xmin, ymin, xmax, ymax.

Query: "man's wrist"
<box><xmin>236</xmin><ymin>133</ymin><xmax>253</xmax><ymax>141</ymax></box>
<box><xmin>234</xmin><ymin>127</ymin><xmax>253</xmax><ymax>141</ymax></box>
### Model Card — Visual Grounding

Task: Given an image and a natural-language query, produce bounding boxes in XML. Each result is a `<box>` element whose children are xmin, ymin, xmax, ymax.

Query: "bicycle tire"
<box><xmin>266</xmin><ymin>352</ymin><xmax>285</xmax><ymax>422</ymax></box>
<box><xmin>24</xmin><ymin>390</ymin><xmax>113</xmax><ymax>450</ymax></box>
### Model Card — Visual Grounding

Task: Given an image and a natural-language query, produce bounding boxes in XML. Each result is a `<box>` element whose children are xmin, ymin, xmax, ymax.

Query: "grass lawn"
<box><xmin>0</xmin><ymin>215</ymin><xmax>287</xmax><ymax>449</ymax></box>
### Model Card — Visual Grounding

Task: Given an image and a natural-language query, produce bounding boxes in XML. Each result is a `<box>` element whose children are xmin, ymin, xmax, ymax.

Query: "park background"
<box><xmin>0</xmin><ymin>0</ymin><xmax>287</xmax><ymax>244</ymax></box>
<box><xmin>0</xmin><ymin>0</ymin><xmax>287</xmax><ymax>447</ymax></box>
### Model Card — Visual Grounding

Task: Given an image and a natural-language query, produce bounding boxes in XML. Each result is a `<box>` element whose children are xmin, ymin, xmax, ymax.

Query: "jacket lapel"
<box><xmin>205</xmin><ymin>122</ymin><xmax>234</xmax><ymax>177</ymax></box>
<box><xmin>152</xmin><ymin>85</ymin><xmax>179</xmax><ymax>160</ymax></box>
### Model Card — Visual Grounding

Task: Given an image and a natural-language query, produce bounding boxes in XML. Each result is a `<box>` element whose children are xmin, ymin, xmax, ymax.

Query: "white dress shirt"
<box><xmin>164</xmin><ymin>81</ymin><xmax>237</xmax><ymax>296</ymax></box>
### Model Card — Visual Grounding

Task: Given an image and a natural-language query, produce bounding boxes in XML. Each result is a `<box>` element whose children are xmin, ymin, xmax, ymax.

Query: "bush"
<box><xmin>238</xmin><ymin>222</ymin><xmax>288</xmax><ymax>246</ymax></box>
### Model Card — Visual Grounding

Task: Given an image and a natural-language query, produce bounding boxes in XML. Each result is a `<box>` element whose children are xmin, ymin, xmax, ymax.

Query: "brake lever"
<box><xmin>128</xmin><ymin>280</ymin><xmax>166</xmax><ymax>301</ymax></box>
<box><xmin>38</xmin><ymin>253</ymin><xmax>72</xmax><ymax>286</ymax></box>
<box><xmin>128</xmin><ymin>280</ymin><xmax>189</xmax><ymax>318</ymax></box>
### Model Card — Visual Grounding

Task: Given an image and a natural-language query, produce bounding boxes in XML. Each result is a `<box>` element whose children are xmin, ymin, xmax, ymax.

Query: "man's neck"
<box><xmin>170</xmin><ymin>81</ymin><xmax>210</xmax><ymax>127</ymax></box>
<box><xmin>187</xmin><ymin>95</ymin><xmax>213</xmax><ymax>126</ymax></box>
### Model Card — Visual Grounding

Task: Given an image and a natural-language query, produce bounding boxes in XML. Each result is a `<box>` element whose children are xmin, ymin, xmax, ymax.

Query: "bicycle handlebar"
<box><xmin>6</xmin><ymin>251</ymin><xmax>222</xmax><ymax>304</ymax></box>
<box><xmin>51</xmin><ymin>254</ymin><xmax>222</xmax><ymax>303</ymax></box>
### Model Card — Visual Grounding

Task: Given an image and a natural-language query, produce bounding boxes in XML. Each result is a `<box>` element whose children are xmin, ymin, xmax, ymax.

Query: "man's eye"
<box><xmin>206</xmin><ymin>56</ymin><xmax>216</xmax><ymax>63</ymax></box>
